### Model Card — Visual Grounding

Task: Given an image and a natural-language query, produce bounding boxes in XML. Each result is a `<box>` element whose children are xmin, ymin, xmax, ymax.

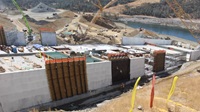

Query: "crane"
<box><xmin>12</xmin><ymin>0</ymin><xmax>33</xmax><ymax>41</ymax></box>
<box><xmin>165</xmin><ymin>0</ymin><xmax>200</xmax><ymax>44</ymax></box>
<box><xmin>90</xmin><ymin>0</ymin><xmax>117</xmax><ymax>24</ymax></box>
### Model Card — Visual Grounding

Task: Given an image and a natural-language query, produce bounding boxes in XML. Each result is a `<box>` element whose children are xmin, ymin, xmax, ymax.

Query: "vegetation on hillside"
<box><xmin>3</xmin><ymin>0</ymin><xmax>135</xmax><ymax>12</ymax></box>
<box><xmin>123</xmin><ymin>0</ymin><xmax>200</xmax><ymax>19</ymax></box>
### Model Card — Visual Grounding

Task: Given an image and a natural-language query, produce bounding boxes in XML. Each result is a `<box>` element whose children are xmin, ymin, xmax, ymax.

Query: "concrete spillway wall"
<box><xmin>190</xmin><ymin>50</ymin><xmax>200</xmax><ymax>61</ymax></box>
<box><xmin>0</xmin><ymin>69</ymin><xmax>51</xmax><ymax>112</ymax></box>
<box><xmin>130</xmin><ymin>57</ymin><xmax>145</xmax><ymax>79</ymax></box>
<box><xmin>122</xmin><ymin>37</ymin><xmax>172</xmax><ymax>45</ymax></box>
<box><xmin>0</xmin><ymin>58</ymin><xmax>145</xmax><ymax>112</ymax></box>
<box><xmin>87</xmin><ymin>61</ymin><xmax>112</xmax><ymax>91</ymax></box>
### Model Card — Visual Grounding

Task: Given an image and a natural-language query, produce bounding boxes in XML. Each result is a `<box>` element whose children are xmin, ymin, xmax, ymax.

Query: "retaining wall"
<box><xmin>41</xmin><ymin>32</ymin><xmax>57</xmax><ymax>46</ymax></box>
<box><xmin>86</xmin><ymin>61</ymin><xmax>112</xmax><ymax>91</ymax></box>
<box><xmin>0</xmin><ymin>69</ymin><xmax>51</xmax><ymax>112</ymax></box>
<box><xmin>122</xmin><ymin>37</ymin><xmax>172</xmax><ymax>45</ymax></box>
<box><xmin>130</xmin><ymin>57</ymin><xmax>145</xmax><ymax>79</ymax></box>
<box><xmin>0</xmin><ymin>57</ymin><xmax>145</xmax><ymax>111</ymax></box>
<box><xmin>190</xmin><ymin>50</ymin><xmax>200</xmax><ymax>61</ymax></box>
<box><xmin>5</xmin><ymin>32</ymin><xmax>26</xmax><ymax>46</ymax></box>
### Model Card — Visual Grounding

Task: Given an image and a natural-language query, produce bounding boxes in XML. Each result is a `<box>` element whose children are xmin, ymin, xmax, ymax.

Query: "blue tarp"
<box><xmin>33</xmin><ymin>44</ymin><xmax>42</xmax><ymax>49</ymax></box>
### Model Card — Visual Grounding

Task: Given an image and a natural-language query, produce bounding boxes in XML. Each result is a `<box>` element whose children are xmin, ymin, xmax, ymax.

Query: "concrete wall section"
<box><xmin>5</xmin><ymin>32</ymin><xmax>26</xmax><ymax>46</ymax></box>
<box><xmin>130</xmin><ymin>57</ymin><xmax>145</xmax><ymax>79</ymax></box>
<box><xmin>86</xmin><ymin>61</ymin><xmax>112</xmax><ymax>91</ymax></box>
<box><xmin>190</xmin><ymin>50</ymin><xmax>200</xmax><ymax>61</ymax></box>
<box><xmin>122</xmin><ymin>37</ymin><xmax>172</xmax><ymax>45</ymax></box>
<box><xmin>0</xmin><ymin>69</ymin><xmax>51</xmax><ymax>112</ymax></box>
<box><xmin>122</xmin><ymin>37</ymin><xmax>145</xmax><ymax>45</ymax></box>
<box><xmin>146</xmin><ymin>39</ymin><xmax>172</xmax><ymax>45</ymax></box>
<box><xmin>41</xmin><ymin>32</ymin><xmax>57</xmax><ymax>46</ymax></box>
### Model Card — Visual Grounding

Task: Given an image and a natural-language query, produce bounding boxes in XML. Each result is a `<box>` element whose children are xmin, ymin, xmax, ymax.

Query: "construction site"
<box><xmin>0</xmin><ymin>0</ymin><xmax>200</xmax><ymax>112</ymax></box>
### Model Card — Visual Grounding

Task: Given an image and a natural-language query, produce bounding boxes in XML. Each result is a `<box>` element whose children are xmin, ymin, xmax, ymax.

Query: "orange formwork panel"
<box><xmin>45</xmin><ymin>63</ymin><xmax>56</xmax><ymax>101</ymax></box>
<box><xmin>69</xmin><ymin>62</ymin><xmax>78</xmax><ymax>96</ymax></box>
<box><xmin>50</xmin><ymin>63</ymin><xmax>62</xmax><ymax>100</ymax></box>
<box><xmin>0</xmin><ymin>26</ymin><xmax>6</xmax><ymax>45</ymax></box>
<box><xmin>79</xmin><ymin>60</ymin><xmax>86</xmax><ymax>93</ymax></box>
<box><xmin>153</xmin><ymin>50</ymin><xmax>166</xmax><ymax>72</ymax></box>
<box><xmin>63</xmin><ymin>62</ymin><xmax>72</xmax><ymax>97</ymax></box>
<box><xmin>56</xmin><ymin>63</ymin><xmax>67</xmax><ymax>99</ymax></box>
<box><xmin>45</xmin><ymin>56</ymin><xmax>88</xmax><ymax>101</ymax></box>
<box><xmin>74</xmin><ymin>61</ymin><xmax>82</xmax><ymax>95</ymax></box>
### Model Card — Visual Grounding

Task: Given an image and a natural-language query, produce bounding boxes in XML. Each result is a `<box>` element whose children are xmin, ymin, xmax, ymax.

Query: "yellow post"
<box><xmin>129</xmin><ymin>77</ymin><xmax>141</xmax><ymax>112</ymax></box>
<box><xmin>39</xmin><ymin>52</ymin><xmax>42</xmax><ymax>58</ymax></box>
<box><xmin>167</xmin><ymin>76</ymin><xmax>178</xmax><ymax>101</ymax></box>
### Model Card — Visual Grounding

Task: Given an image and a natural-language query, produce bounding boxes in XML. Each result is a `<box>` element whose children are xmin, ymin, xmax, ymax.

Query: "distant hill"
<box><xmin>2</xmin><ymin>0</ymin><xmax>135</xmax><ymax>12</ymax></box>
<box><xmin>0</xmin><ymin>0</ymin><xmax>6</xmax><ymax>10</ymax></box>
<box><xmin>31</xmin><ymin>2</ymin><xmax>58</xmax><ymax>13</ymax></box>
<box><xmin>123</xmin><ymin>0</ymin><xmax>200</xmax><ymax>19</ymax></box>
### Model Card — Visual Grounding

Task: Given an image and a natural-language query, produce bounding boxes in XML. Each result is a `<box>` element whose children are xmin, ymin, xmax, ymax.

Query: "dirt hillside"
<box><xmin>105</xmin><ymin>0</ymin><xmax>160</xmax><ymax>14</ymax></box>
<box><xmin>0</xmin><ymin>14</ymin><xmax>15</xmax><ymax>30</ymax></box>
<box><xmin>88</xmin><ymin>61</ymin><xmax>200</xmax><ymax>112</ymax></box>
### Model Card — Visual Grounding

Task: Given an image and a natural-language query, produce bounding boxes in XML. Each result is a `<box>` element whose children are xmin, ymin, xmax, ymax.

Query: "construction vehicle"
<box><xmin>12</xmin><ymin>0</ymin><xmax>33</xmax><ymax>41</ymax></box>
<box><xmin>90</xmin><ymin>0</ymin><xmax>117</xmax><ymax>24</ymax></box>
<box><xmin>76</xmin><ymin>24</ymin><xmax>88</xmax><ymax>38</ymax></box>
<box><xmin>165</xmin><ymin>0</ymin><xmax>200</xmax><ymax>44</ymax></box>
<box><xmin>72</xmin><ymin>23</ymin><xmax>89</xmax><ymax>44</ymax></box>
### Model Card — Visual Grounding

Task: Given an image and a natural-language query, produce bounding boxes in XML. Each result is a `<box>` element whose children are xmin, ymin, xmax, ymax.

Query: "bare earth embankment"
<box><xmin>77</xmin><ymin>61</ymin><xmax>200</xmax><ymax>112</ymax></box>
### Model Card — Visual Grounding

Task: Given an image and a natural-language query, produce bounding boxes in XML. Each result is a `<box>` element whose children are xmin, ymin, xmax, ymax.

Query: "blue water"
<box><xmin>127</xmin><ymin>22</ymin><xmax>198</xmax><ymax>42</ymax></box>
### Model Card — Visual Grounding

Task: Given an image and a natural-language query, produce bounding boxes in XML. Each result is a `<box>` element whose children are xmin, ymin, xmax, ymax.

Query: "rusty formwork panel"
<box><xmin>0</xmin><ymin>26</ymin><xmax>6</xmax><ymax>45</ymax></box>
<box><xmin>153</xmin><ymin>50</ymin><xmax>166</xmax><ymax>72</ymax></box>
<box><xmin>80</xmin><ymin>60</ymin><xmax>87</xmax><ymax>93</ymax></box>
<box><xmin>56</xmin><ymin>63</ymin><xmax>67</xmax><ymax>98</ymax></box>
<box><xmin>108</xmin><ymin>53</ymin><xmax>130</xmax><ymax>84</ymax></box>
<box><xmin>45</xmin><ymin>57</ymin><xmax>87</xmax><ymax>101</ymax></box>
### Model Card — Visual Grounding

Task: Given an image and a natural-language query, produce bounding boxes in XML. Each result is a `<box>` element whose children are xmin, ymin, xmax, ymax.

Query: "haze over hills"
<box><xmin>0</xmin><ymin>0</ymin><xmax>6</xmax><ymax>10</ymax></box>
<box><xmin>0</xmin><ymin>0</ymin><xmax>200</xmax><ymax>19</ymax></box>
<box><xmin>123</xmin><ymin>0</ymin><xmax>200</xmax><ymax>19</ymax></box>
<box><xmin>1</xmin><ymin>0</ymin><xmax>136</xmax><ymax>12</ymax></box>
<box><xmin>1</xmin><ymin>0</ymin><xmax>200</xmax><ymax>19</ymax></box>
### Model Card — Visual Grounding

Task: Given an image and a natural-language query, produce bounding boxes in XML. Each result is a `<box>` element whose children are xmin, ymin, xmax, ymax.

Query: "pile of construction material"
<box><xmin>31</xmin><ymin>2</ymin><xmax>58</xmax><ymax>13</ymax></box>
<box><xmin>83</xmin><ymin>15</ymin><xmax>117</xmax><ymax>29</ymax></box>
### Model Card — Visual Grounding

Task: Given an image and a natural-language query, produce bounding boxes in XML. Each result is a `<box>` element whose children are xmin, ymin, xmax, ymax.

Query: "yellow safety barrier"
<box><xmin>167</xmin><ymin>76</ymin><xmax>178</xmax><ymax>101</ymax></box>
<box><xmin>129</xmin><ymin>77</ymin><xmax>141</xmax><ymax>112</ymax></box>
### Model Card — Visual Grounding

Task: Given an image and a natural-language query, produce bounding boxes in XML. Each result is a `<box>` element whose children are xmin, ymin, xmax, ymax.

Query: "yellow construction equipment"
<box><xmin>90</xmin><ymin>0</ymin><xmax>117</xmax><ymax>24</ymax></box>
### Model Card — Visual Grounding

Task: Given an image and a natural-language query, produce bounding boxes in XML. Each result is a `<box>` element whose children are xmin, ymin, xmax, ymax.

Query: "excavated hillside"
<box><xmin>104</xmin><ymin>0</ymin><xmax>160</xmax><ymax>14</ymax></box>
<box><xmin>86</xmin><ymin>61</ymin><xmax>200</xmax><ymax>112</ymax></box>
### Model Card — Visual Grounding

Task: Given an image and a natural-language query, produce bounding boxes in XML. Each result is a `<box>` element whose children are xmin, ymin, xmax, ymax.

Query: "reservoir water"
<box><xmin>127</xmin><ymin>21</ymin><xmax>198</xmax><ymax>42</ymax></box>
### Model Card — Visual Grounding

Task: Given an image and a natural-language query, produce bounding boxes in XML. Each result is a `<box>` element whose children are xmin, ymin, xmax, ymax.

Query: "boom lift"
<box><xmin>12</xmin><ymin>0</ymin><xmax>33</xmax><ymax>41</ymax></box>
